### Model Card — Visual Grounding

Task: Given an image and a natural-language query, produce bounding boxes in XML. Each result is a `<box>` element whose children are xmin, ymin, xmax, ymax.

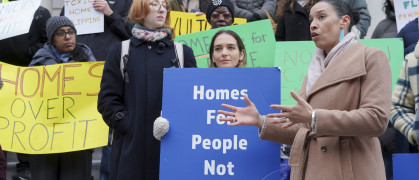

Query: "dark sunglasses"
<box><xmin>211</xmin><ymin>12</ymin><xmax>231</xmax><ymax>20</ymax></box>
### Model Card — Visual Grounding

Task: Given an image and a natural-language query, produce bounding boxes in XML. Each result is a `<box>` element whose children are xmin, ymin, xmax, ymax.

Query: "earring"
<box><xmin>339</xmin><ymin>29</ymin><xmax>344</xmax><ymax>41</ymax></box>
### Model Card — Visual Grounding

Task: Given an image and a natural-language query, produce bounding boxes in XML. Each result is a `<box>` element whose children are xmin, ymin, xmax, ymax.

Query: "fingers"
<box><xmin>217</xmin><ymin>110</ymin><xmax>235</xmax><ymax>117</ymax></box>
<box><xmin>291</xmin><ymin>91</ymin><xmax>309</xmax><ymax>106</ymax></box>
<box><xmin>270</xmin><ymin>117</ymin><xmax>287</xmax><ymax>124</ymax></box>
<box><xmin>243</xmin><ymin>94</ymin><xmax>254</xmax><ymax>107</ymax></box>
<box><xmin>282</xmin><ymin>122</ymin><xmax>295</xmax><ymax>129</ymax></box>
<box><xmin>221</xmin><ymin>103</ymin><xmax>238</xmax><ymax>111</ymax></box>
<box><xmin>290</xmin><ymin>91</ymin><xmax>305</xmax><ymax>104</ymax></box>
<box><xmin>270</xmin><ymin>104</ymin><xmax>291</xmax><ymax>112</ymax></box>
<box><xmin>218</xmin><ymin>117</ymin><xmax>240</xmax><ymax>127</ymax></box>
<box><xmin>267</xmin><ymin>112</ymin><xmax>289</xmax><ymax>119</ymax></box>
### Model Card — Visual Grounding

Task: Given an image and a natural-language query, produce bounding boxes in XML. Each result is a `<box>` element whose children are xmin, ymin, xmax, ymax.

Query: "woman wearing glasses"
<box><xmin>97</xmin><ymin>0</ymin><xmax>197</xmax><ymax>179</ymax></box>
<box><xmin>28</xmin><ymin>16</ymin><xmax>95</xmax><ymax>180</ymax></box>
<box><xmin>30</xmin><ymin>16</ymin><xmax>95</xmax><ymax>66</ymax></box>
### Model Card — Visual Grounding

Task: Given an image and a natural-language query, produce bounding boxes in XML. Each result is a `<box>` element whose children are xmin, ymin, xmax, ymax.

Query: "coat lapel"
<box><xmin>306</xmin><ymin>42</ymin><xmax>367</xmax><ymax>100</ymax></box>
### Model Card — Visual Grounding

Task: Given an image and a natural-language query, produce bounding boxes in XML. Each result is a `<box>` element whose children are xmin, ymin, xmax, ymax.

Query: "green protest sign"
<box><xmin>275</xmin><ymin>38</ymin><xmax>404</xmax><ymax>105</ymax></box>
<box><xmin>174</xmin><ymin>20</ymin><xmax>276</xmax><ymax>68</ymax></box>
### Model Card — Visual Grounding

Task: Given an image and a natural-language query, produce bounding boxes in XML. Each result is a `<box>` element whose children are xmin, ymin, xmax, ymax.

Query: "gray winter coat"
<box><xmin>371</xmin><ymin>12</ymin><xmax>397</xmax><ymax>39</ymax></box>
<box><xmin>343</xmin><ymin>0</ymin><xmax>371</xmax><ymax>38</ymax></box>
<box><xmin>231</xmin><ymin>0</ymin><xmax>275</xmax><ymax>21</ymax></box>
<box><xmin>30</xmin><ymin>42</ymin><xmax>96</xmax><ymax>66</ymax></box>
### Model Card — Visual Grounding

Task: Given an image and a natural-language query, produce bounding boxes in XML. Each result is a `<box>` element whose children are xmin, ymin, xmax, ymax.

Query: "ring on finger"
<box><xmin>232</xmin><ymin>117</ymin><xmax>236</xmax><ymax>123</ymax></box>
<box><xmin>286</xmin><ymin>118</ymin><xmax>290</xmax><ymax>123</ymax></box>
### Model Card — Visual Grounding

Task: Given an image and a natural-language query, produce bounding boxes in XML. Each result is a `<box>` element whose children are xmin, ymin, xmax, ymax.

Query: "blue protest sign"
<box><xmin>160</xmin><ymin>67</ymin><xmax>282</xmax><ymax>179</ymax></box>
<box><xmin>393</xmin><ymin>153</ymin><xmax>419</xmax><ymax>180</ymax></box>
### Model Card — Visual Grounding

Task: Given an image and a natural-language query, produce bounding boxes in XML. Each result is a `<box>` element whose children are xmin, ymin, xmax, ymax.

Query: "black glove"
<box><xmin>248</xmin><ymin>13</ymin><xmax>262</xmax><ymax>22</ymax></box>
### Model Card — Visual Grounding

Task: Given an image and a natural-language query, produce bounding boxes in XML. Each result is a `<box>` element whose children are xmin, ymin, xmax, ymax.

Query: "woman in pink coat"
<box><xmin>218</xmin><ymin>0</ymin><xmax>391</xmax><ymax>179</ymax></box>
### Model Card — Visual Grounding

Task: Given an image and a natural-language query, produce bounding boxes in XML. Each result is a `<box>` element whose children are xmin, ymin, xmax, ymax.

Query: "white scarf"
<box><xmin>297</xmin><ymin>0</ymin><xmax>308</xmax><ymax>7</ymax></box>
<box><xmin>305</xmin><ymin>31</ymin><xmax>358</xmax><ymax>95</ymax></box>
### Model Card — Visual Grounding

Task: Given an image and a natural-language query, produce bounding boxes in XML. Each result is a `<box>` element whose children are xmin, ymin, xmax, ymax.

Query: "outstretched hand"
<box><xmin>217</xmin><ymin>94</ymin><xmax>263</xmax><ymax>128</ymax></box>
<box><xmin>268</xmin><ymin>91</ymin><xmax>313</xmax><ymax>126</ymax></box>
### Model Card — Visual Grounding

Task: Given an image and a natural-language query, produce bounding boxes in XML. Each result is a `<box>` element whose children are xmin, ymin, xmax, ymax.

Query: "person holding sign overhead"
<box><xmin>218</xmin><ymin>0</ymin><xmax>392</xmax><ymax>179</ymax></box>
<box><xmin>61</xmin><ymin>0</ymin><xmax>133</xmax><ymax>61</ymax></box>
<box><xmin>97</xmin><ymin>0</ymin><xmax>197</xmax><ymax>178</ymax></box>
<box><xmin>28</xmin><ymin>16</ymin><xmax>96</xmax><ymax>180</ymax></box>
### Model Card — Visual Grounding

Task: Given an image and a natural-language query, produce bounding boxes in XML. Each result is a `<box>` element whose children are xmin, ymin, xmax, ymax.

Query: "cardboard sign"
<box><xmin>64</xmin><ymin>0</ymin><xmax>104</xmax><ymax>35</ymax></box>
<box><xmin>174</xmin><ymin>19</ymin><xmax>276</xmax><ymax>68</ymax></box>
<box><xmin>0</xmin><ymin>0</ymin><xmax>41</xmax><ymax>40</ymax></box>
<box><xmin>170</xmin><ymin>11</ymin><xmax>247</xmax><ymax>36</ymax></box>
<box><xmin>160</xmin><ymin>68</ymin><xmax>282</xmax><ymax>179</ymax></box>
<box><xmin>275</xmin><ymin>38</ymin><xmax>404</xmax><ymax>105</ymax></box>
<box><xmin>394</xmin><ymin>0</ymin><xmax>419</xmax><ymax>32</ymax></box>
<box><xmin>393</xmin><ymin>153</ymin><xmax>419</xmax><ymax>180</ymax></box>
<box><xmin>0</xmin><ymin>62</ymin><xmax>108</xmax><ymax>154</ymax></box>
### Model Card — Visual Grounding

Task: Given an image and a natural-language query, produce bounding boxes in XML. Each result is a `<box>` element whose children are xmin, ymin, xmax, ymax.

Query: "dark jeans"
<box><xmin>3</xmin><ymin>152</ymin><xmax>31</xmax><ymax>179</ymax></box>
<box><xmin>30</xmin><ymin>150</ymin><xmax>92</xmax><ymax>180</ymax></box>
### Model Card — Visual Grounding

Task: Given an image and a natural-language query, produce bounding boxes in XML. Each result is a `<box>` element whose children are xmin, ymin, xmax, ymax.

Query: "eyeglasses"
<box><xmin>149</xmin><ymin>1</ymin><xmax>169</xmax><ymax>11</ymax></box>
<box><xmin>211</xmin><ymin>12</ymin><xmax>231</xmax><ymax>20</ymax></box>
<box><xmin>55</xmin><ymin>30</ymin><xmax>76</xmax><ymax>38</ymax></box>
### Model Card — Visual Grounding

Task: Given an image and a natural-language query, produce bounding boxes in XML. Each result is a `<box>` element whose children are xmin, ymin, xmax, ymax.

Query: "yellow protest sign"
<box><xmin>170</xmin><ymin>11</ymin><xmax>247</xmax><ymax>36</ymax></box>
<box><xmin>0</xmin><ymin>62</ymin><xmax>108</xmax><ymax>154</ymax></box>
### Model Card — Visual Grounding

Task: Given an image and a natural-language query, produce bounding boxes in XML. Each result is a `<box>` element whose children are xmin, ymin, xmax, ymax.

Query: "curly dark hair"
<box><xmin>383</xmin><ymin>0</ymin><xmax>394</xmax><ymax>18</ymax></box>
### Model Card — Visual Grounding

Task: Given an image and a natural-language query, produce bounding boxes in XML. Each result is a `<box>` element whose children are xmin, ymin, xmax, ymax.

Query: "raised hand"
<box><xmin>218</xmin><ymin>94</ymin><xmax>264</xmax><ymax>128</ymax></box>
<box><xmin>93</xmin><ymin>0</ymin><xmax>113</xmax><ymax>16</ymax></box>
<box><xmin>268</xmin><ymin>91</ymin><xmax>313</xmax><ymax>126</ymax></box>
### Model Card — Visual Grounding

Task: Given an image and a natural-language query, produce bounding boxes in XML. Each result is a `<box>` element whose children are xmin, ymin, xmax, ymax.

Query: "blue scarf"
<box><xmin>51</xmin><ymin>45</ymin><xmax>70</xmax><ymax>63</ymax></box>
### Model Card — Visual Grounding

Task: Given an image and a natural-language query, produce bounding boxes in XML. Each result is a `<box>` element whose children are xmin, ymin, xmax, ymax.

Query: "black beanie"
<box><xmin>46</xmin><ymin>16</ymin><xmax>77</xmax><ymax>42</ymax></box>
<box><xmin>206</xmin><ymin>0</ymin><xmax>234</xmax><ymax>23</ymax></box>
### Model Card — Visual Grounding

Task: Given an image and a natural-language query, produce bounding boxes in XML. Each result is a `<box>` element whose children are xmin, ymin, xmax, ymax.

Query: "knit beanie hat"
<box><xmin>206</xmin><ymin>0</ymin><xmax>234</xmax><ymax>23</ymax></box>
<box><xmin>46</xmin><ymin>16</ymin><xmax>76</xmax><ymax>42</ymax></box>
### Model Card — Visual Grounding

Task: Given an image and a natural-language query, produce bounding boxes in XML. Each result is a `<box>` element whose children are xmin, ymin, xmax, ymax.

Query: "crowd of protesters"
<box><xmin>1</xmin><ymin>0</ymin><xmax>419</xmax><ymax>179</ymax></box>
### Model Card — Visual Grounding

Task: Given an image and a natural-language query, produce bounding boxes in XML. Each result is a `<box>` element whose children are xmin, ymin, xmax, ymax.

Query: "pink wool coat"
<box><xmin>261</xmin><ymin>42</ymin><xmax>391</xmax><ymax>180</ymax></box>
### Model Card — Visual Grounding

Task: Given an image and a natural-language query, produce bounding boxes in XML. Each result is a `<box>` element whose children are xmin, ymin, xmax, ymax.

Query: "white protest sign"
<box><xmin>0</xmin><ymin>0</ymin><xmax>41</xmax><ymax>40</ymax></box>
<box><xmin>394</xmin><ymin>0</ymin><xmax>419</xmax><ymax>32</ymax></box>
<box><xmin>64</xmin><ymin>0</ymin><xmax>104</xmax><ymax>35</ymax></box>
